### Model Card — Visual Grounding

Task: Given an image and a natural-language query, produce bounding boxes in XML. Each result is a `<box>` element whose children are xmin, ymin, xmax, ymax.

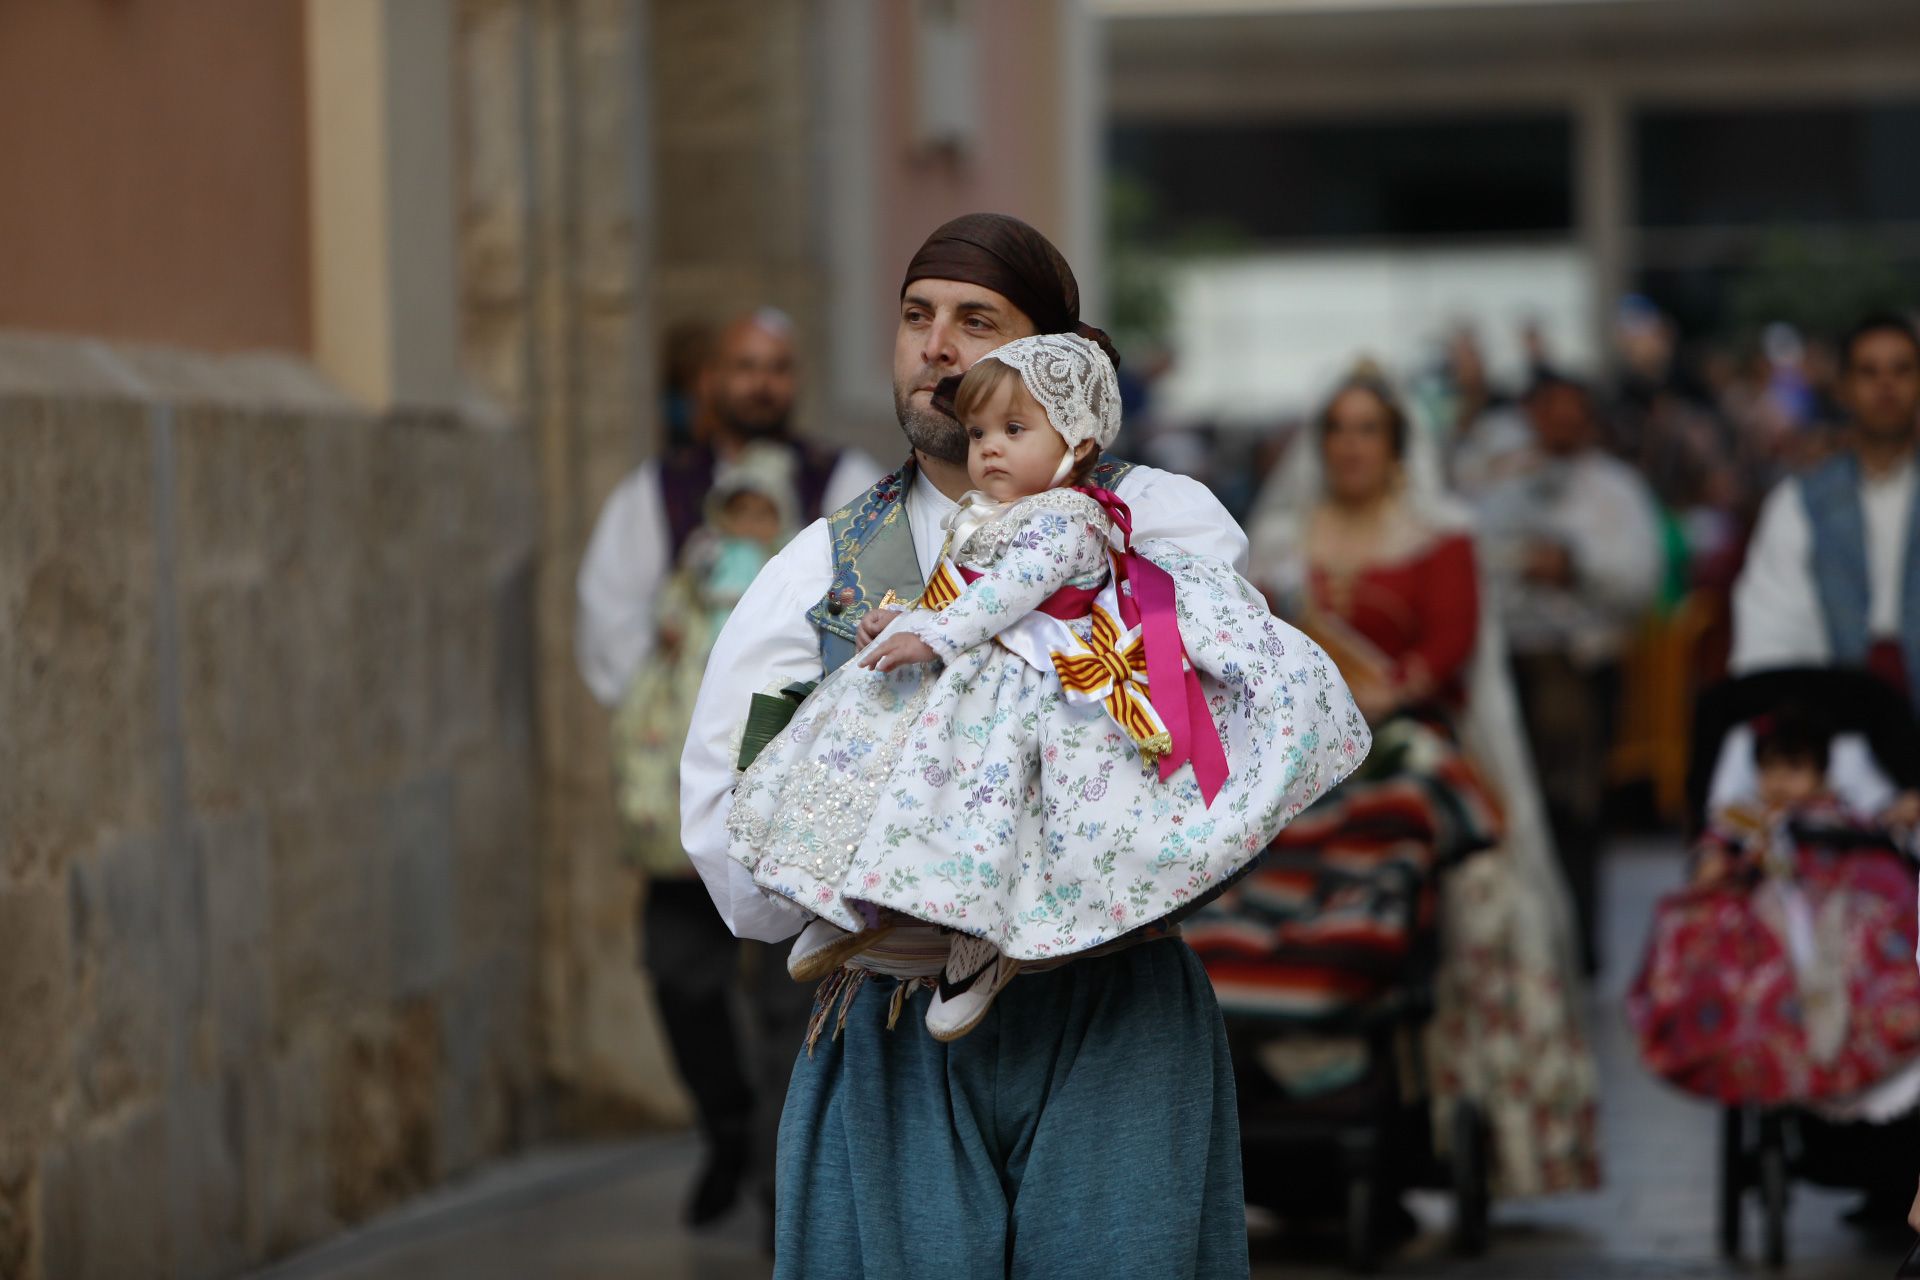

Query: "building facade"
<box><xmin>0</xmin><ymin>3</ymin><xmax>1095</xmax><ymax>1277</ymax></box>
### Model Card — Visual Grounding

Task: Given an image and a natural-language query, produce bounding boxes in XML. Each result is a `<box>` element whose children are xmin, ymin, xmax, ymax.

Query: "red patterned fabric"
<box><xmin>1627</xmin><ymin>817</ymin><xmax>1920</xmax><ymax>1105</ymax></box>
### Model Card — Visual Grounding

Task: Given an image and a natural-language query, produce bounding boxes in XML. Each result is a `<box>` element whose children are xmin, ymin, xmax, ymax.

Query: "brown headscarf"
<box><xmin>902</xmin><ymin>212</ymin><xmax>1120</xmax><ymax>371</ymax></box>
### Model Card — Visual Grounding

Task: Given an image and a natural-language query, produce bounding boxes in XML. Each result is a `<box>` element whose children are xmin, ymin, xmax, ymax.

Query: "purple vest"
<box><xmin>658</xmin><ymin>440</ymin><xmax>840</xmax><ymax>559</ymax></box>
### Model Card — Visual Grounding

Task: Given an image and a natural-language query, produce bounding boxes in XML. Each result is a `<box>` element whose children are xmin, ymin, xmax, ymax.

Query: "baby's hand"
<box><xmin>859</xmin><ymin>633</ymin><xmax>938</xmax><ymax>673</ymax></box>
<box><xmin>1882</xmin><ymin>789</ymin><xmax>1920</xmax><ymax>831</ymax></box>
<box><xmin>857</xmin><ymin>608</ymin><xmax>901</xmax><ymax>648</ymax></box>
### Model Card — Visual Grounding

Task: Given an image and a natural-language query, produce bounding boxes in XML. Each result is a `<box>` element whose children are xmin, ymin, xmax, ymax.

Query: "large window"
<box><xmin>1635</xmin><ymin>102</ymin><xmax>1920</xmax><ymax>229</ymax></box>
<box><xmin>1110</xmin><ymin>114</ymin><xmax>1573</xmax><ymax>242</ymax></box>
<box><xmin>1631</xmin><ymin>101</ymin><xmax>1920</xmax><ymax>336</ymax></box>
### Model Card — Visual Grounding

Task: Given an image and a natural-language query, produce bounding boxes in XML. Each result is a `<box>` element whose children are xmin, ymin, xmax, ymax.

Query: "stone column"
<box><xmin>1575</xmin><ymin>84</ymin><xmax>1632</xmax><ymax>373</ymax></box>
<box><xmin>305</xmin><ymin>0</ymin><xmax>462</xmax><ymax>408</ymax></box>
<box><xmin>455</xmin><ymin>0</ymin><xmax>685</xmax><ymax>1123</ymax></box>
<box><xmin>1060</xmin><ymin>0</ymin><xmax>1106</xmax><ymax>324</ymax></box>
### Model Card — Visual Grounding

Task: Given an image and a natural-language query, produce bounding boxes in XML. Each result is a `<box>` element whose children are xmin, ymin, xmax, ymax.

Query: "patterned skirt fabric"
<box><xmin>1184</xmin><ymin>714</ymin><xmax>1502</xmax><ymax>1022</ymax></box>
<box><xmin>1627</xmin><ymin>839</ymin><xmax>1920</xmax><ymax>1106</ymax></box>
<box><xmin>1427</xmin><ymin>852</ymin><xmax>1603</xmax><ymax>1195</ymax></box>
<box><xmin>728</xmin><ymin>548</ymin><xmax>1369</xmax><ymax>961</ymax></box>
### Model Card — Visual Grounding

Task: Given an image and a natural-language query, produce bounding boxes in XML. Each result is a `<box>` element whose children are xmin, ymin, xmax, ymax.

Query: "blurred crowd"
<box><xmin>582</xmin><ymin>292</ymin><xmax>1920</xmax><ymax>1259</ymax></box>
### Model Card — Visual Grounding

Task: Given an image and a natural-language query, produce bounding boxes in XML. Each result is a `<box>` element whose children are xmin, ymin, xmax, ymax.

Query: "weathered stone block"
<box><xmin>453</xmin><ymin>752</ymin><xmax>538</xmax><ymax>958</ymax></box>
<box><xmin>387</xmin><ymin>775</ymin><xmax>457</xmax><ymax>998</ymax></box>
<box><xmin>457</xmin><ymin>0</ymin><xmax>532</xmax><ymax>304</ymax></box>
<box><xmin>65</xmin><ymin>835</ymin><xmax>169</xmax><ymax>1120</ymax></box>
<box><xmin>336</xmin><ymin>568</ymin><xmax>431</xmax><ymax>781</ymax></box>
<box><xmin>36</xmin><ymin>1106</ymin><xmax>166</xmax><ymax>1280</ymax></box>
<box><xmin>327</xmin><ymin>1003</ymin><xmax>441</xmax><ymax>1223</ymax></box>
<box><xmin>458</xmin><ymin>306</ymin><xmax>530</xmax><ymax>412</ymax></box>
<box><xmin>255</xmin><ymin>1026</ymin><xmax>336</xmax><ymax>1257</ymax></box>
<box><xmin>173</xmin><ymin>406</ymin><xmax>308</xmax><ymax>579</ymax></box>
<box><xmin>201</xmin><ymin>811</ymin><xmax>273</xmax><ymax>1069</ymax></box>
<box><xmin>652</xmin><ymin>0</ymin><xmax>768</xmax><ymax>135</ymax></box>
<box><xmin>0</xmin><ymin>883</ymin><xmax>72</xmax><ymax>1158</ymax></box>
<box><xmin>177</xmin><ymin>579</ymin><xmax>269</xmax><ymax>815</ymax></box>
<box><xmin>163</xmin><ymin>1077</ymin><xmax>246</xmax><ymax>1279</ymax></box>
<box><xmin>422</xmin><ymin>572</ymin><xmax>514</xmax><ymax>763</ymax></box>
<box><xmin>269</xmin><ymin>799</ymin><xmax>393</xmax><ymax>1034</ymax></box>
<box><xmin>655</xmin><ymin>142</ymin><xmax>770</xmax><ymax>265</ymax></box>
<box><xmin>433</xmin><ymin>954</ymin><xmax>528</xmax><ymax>1177</ymax></box>
<box><xmin>3</xmin><ymin>400</ymin><xmax>161</xmax><ymax>878</ymax></box>
<box><xmin>0</xmin><ymin>1153</ymin><xmax>31</xmax><ymax>1280</ymax></box>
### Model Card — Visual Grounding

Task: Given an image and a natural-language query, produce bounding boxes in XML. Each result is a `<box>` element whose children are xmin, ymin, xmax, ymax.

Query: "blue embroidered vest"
<box><xmin>809</xmin><ymin>457</ymin><xmax>1138</xmax><ymax>675</ymax></box>
<box><xmin>1798</xmin><ymin>449</ymin><xmax>1920</xmax><ymax>709</ymax></box>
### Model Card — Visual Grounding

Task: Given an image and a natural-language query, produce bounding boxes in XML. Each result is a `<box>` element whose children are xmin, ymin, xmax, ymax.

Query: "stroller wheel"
<box><xmin>1346</xmin><ymin>1176</ymin><xmax>1380</xmax><ymax>1274</ymax></box>
<box><xmin>1760</xmin><ymin>1125</ymin><xmax>1789</xmax><ymax>1269</ymax></box>
<box><xmin>1450</xmin><ymin>1100</ymin><xmax>1491</xmax><ymax>1257</ymax></box>
<box><xmin>1717</xmin><ymin>1107</ymin><xmax>1745</xmax><ymax>1258</ymax></box>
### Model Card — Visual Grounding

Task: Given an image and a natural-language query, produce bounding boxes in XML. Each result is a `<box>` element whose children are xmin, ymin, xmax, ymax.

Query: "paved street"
<box><xmin>244</xmin><ymin>840</ymin><xmax>1906</xmax><ymax>1280</ymax></box>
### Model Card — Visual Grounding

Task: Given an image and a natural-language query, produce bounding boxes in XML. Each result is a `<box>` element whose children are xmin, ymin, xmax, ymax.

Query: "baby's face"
<box><xmin>718</xmin><ymin>490</ymin><xmax>783</xmax><ymax>547</ymax></box>
<box><xmin>965</xmin><ymin>378</ymin><xmax>1071</xmax><ymax>502</ymax></box>
<box><xmin>1757</xmin><ymin>758</ymin><xmax>1825</xmax><ymax>812</ymax></box>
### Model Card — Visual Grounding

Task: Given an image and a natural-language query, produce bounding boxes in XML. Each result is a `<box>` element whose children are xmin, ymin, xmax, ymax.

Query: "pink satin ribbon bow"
<box><xmin>1078</xmin><ymin>486</ymin><xmax>1231</xmax><ymax>806</ymax></box>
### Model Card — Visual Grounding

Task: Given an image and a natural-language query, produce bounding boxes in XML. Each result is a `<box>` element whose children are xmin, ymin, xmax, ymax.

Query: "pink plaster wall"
<box><xmin>0</xmin><ymin>1</ymin><xmax>311</xmax><ymax>353</ymax></box>
<box><xmin>873</xmin><ymin>2</ymin><xmax>1071</xmax><ymax>318</ymax></box>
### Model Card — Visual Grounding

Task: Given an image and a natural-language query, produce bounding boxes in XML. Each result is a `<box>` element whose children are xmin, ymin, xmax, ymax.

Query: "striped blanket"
<box><xmin>1186</xmin><ymin>714</ymin><xmax>1502</xmax><ymax>1023</ymax></box>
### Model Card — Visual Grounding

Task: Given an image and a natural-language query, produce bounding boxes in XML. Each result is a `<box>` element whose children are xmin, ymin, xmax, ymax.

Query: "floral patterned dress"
<box><xmin>727</xmin><ymin>487</ymin><xmax>1369</xmax><ymax>961</ymax></box>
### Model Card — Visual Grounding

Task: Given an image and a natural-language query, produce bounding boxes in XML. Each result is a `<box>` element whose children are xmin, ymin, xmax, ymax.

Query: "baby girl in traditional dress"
<box><xmin>727</xmin><ymin>333</ymin><xmax>1368</xmax><ymax>1041</ymax></box>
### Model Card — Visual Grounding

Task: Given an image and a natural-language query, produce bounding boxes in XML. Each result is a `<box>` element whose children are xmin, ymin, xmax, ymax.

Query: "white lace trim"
<box><xmin>974</xmin><ymin>332</ymin><xmax>1121</xmax><ymax>454</ymax></box>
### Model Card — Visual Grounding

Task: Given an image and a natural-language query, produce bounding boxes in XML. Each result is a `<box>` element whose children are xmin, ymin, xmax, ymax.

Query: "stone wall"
<box><xmin>455</xmin><ymin>0</ymin><xmax>686</xmax><ymax>1126</ymax></box>
<box><xmin>0</xmin><ymin>336</ymin><xmax>541</xmax><ymax>1279</ymax></box>
<box><xmin>650</xmin><ymin>0</ymin><xmax>834</xmax><ymax>446</ymax></box>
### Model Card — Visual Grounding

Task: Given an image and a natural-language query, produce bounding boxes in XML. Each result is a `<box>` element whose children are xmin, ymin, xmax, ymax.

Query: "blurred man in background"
<box><xmin>579</xmin><ymin>309</ymin><xmax>882</xmax><ymax>705</ymax></box>
<box><xmin>1731</xmin><ymin>313</ymin><xmax>1920</xmax><ymax>709</ymax></box>
<box><xmin>1478</xmin><ymin>373</ymin><xmax>1663</xmax><ymax>973</ymax></box>
<box><xmin>576</xmin><ymin>308</ymin><xmax>881</xmax><ymax>1231</ymax></box>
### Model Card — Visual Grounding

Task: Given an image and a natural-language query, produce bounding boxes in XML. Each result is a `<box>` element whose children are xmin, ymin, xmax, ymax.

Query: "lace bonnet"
<box><xmin>976</xmin><ymin>332</ymin><xmax>1122</xmax><ymax>454</ymax></box>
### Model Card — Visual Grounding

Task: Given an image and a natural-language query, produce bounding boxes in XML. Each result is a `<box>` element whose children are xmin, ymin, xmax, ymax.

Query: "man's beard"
<box><xmin>1858</xmin><ymin>410</ymin><xmax>1920</xmax><ymax>444</ymax></box>
<box><xmin>719</xmin><ymin>405</ymin><xmax>788</xmax><ymax>442</ymax></box>
<box><xmin>894</xmin><ymin>384</ymin><xmax>968</xmax><ymax>464</ymax></box>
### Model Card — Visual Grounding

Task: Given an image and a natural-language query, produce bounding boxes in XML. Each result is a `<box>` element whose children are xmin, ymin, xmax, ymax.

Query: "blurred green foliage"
<box><xmin>1105</xmin><ymin>173</ymin><xmax>1253</xmax><ymax>362</ymax></box>
<box><xmin>1726</xmin><ymin>227</ymin><xmax>1920</xmax><ymax>345</ymax></box>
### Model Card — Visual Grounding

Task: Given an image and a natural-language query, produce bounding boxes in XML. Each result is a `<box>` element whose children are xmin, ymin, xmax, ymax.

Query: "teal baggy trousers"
<box><xmin>773</xmin><ymin>937</ymin><xmax>1248</xmax><ymax>1279</ymax></box>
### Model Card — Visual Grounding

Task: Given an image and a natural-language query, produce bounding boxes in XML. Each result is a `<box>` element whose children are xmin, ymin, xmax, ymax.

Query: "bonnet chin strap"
<box><xmin>1079</xmin><ymin>486</ymin><xmax>1230</xmax><ymax>806</ymax></box>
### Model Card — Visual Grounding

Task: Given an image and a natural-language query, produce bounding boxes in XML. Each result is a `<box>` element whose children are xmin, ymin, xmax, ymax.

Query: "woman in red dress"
<box><xmin>1188</xmin><ymin>367</ymin><xmax>1602</xmax><ymax>1201</ymax></box>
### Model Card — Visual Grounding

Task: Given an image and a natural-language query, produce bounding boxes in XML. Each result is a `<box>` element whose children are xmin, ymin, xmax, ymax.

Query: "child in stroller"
<box><xmin>1627</xmin><ymin>668</ymin><xmax>1920</xmax><ymax>1265</ymax></box>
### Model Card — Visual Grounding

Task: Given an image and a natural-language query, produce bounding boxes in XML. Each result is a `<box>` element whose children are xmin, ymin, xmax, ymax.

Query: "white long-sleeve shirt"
<box><xmin>575</xmin><ymin>450</ymin><xmax>883</xmax><ymax>705</ymax></box>
<box><xmin>1478</xmin><ymin>450</ymin><xmax>1663</xmax><ymax>664</ymax></box>
<box><xmin>1730</xmin><ymin>459</ymin><xmax>1915</xmax><ymax>674</ymax></box>
<box><xmin>679</xmin><ymin>465</ymin><xmax>1251</xmax><ymax>941</ymax></box>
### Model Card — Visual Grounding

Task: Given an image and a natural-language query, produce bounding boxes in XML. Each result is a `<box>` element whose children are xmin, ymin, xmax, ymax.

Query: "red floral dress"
<box><xmin>1628</xmin><ymin>802</ymin><xmax>1920</xmax><ymax>1105</ymax></box>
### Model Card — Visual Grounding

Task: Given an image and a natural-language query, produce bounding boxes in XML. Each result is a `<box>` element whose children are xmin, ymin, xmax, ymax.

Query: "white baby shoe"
<box><xmin>787</xmin><ymin>917</ymin><xmax>892</xmax><ymax>982</ymax></box>
<box><xmin>924</xmin><ymin>933</ymin><xmax>1020</xmax><ymax>1042</ymax></box>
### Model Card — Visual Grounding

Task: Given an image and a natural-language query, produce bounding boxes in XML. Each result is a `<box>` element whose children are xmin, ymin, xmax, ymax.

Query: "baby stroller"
<box><xmin>1634</xmin><ymin>666</ymin><xmax>1920</xmax><ymax>1268</ymax></box>
<box><xmin>1186</xmin><ymin>718</ymin><xmax>1499</xmax><ymax>1272</ymax></box>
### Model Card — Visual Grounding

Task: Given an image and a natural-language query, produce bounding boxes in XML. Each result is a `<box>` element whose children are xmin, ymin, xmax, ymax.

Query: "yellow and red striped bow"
<box><xmin>917</xmin><ymin>560</ymin><xmax>964</xmax><ymax>612</ymax></box>
<box><xmin>1050</xmin><ymin>605</ymin><xmax>1172</xmax><ymax>762</ymax></box>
